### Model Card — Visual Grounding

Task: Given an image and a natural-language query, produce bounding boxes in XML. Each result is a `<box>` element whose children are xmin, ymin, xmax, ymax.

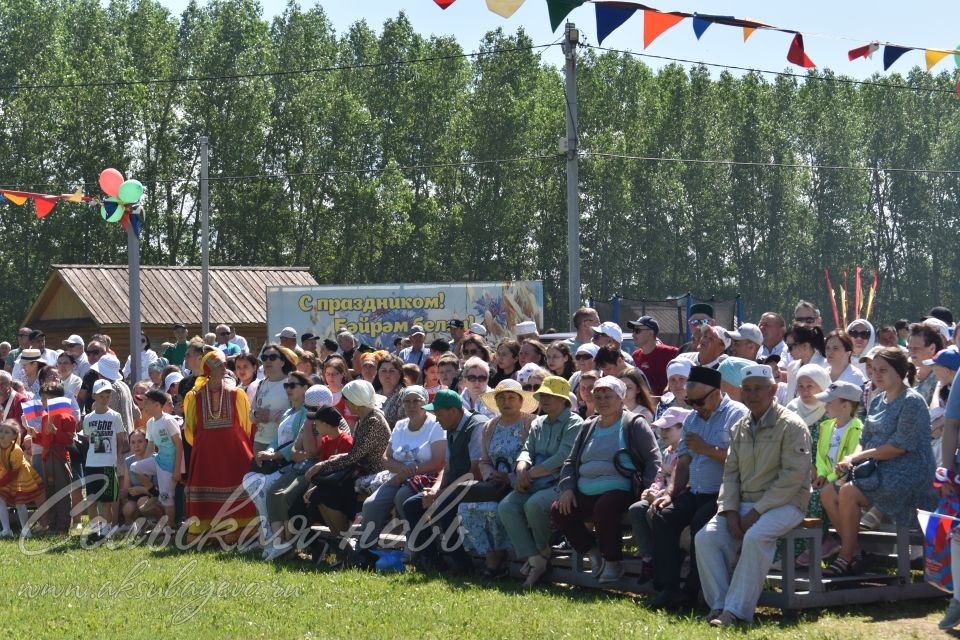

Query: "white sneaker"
<box><xmin>597</xmin><ymin>560</ymin><xmax>624</xmax><ymax>584</ymax></box>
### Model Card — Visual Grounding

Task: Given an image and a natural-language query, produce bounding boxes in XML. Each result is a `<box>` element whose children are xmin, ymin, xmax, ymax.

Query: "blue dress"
<box><xmin>856</xmin><ymin>388</ymin><xmax>936</xmax><ymax>524</ymax></box>
<box><xmin>458</xmin><ymin>420</ymin><xmax>526</xmax><ymax>555</ymax></box>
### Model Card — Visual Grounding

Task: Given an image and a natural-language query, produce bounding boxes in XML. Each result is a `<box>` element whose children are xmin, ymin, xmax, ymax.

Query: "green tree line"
<box><xmin>1</xmin><ymin>0</ymin><xmax>958</xmax><ymax>336</ymax></box>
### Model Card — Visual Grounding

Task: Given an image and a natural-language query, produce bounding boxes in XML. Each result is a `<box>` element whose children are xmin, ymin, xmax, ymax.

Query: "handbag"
<box><xmin>311</xmin><ymin>465</ymin><xmax>356</xmax><ymax>487</ymax></box>
<box><xmin>850</xmin><ymin>458</ymin><xmax>880</xmax><ymax>492</ymax></box>
<box><xmin>250</xmin><ymin>456</ymin><xmax>287</xmax><ymax>476</ymax></box>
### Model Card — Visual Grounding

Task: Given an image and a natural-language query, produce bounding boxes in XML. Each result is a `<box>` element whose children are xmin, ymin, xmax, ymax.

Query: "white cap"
<box><xmin>92</xmin><ymin>379</ymin><xmax>113</xmax><ymax>395</ymax></box>
<box><xmin>515</xmin><ymin>363</ymin><xmax>542</xmax><ymax>383</ymax></box>
<box><xmin>709</xmin><ymin>326</ymin><xmax>732</xmax><ymax>349</ymax></box>
<box><xmin>593</xmin><ymin>375</ymin><xmax>626</xmax><ymax>399</ymax></box>
<box><xmin>666</xmin><ymin>358</ymin><xmax>692</xmax><ymax>379</ymax></box>
<box><xmin>923</xmin><ymin>317</ymin><xmax>952</xmax><ymax>345</ymax></box>
<box><xmin>741</xmin><ymin>364</ymin><xmax>774</xmax><ymax>381</ymax></box>
<box><xmin>164</xmin><ymin>372</ymin><xmax>184</xmax><ymax>391</ymax></box>
<box><xmin>575</xmin><ymin>343</ymin><xmax>599</xmax><ymax>358</ymax></box>
<box><xmin>469</xmin><ymin>322</ymin><xmax>488</xmax><ymax>337</ymax></box>
<box><xmin>727</xmin><ymin>323</ymin><xmax>763</xmax><ymax>346</ymax></box>
<box><xmin>514</xmin><ymin>321</ymin><xmax>538</xmax><ymax>336</ymax></box>
<box><xmin>62</xmin><ymin>334</ymin><xmax>85</xmax><ymax>347</ymax></box>
<box><xmin>591</xmin><ymin>321</ymin><xmax>623</xmax><ymax>344</ymax></box>
<box><xmin>275</xmin><ymin>327</ymin><xmax>297</xmax><ymax>339</ymax></box>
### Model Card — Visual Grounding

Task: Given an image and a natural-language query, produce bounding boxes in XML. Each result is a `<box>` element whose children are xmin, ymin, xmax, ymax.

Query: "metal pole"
<box><xmin>200</xmin><ymin>136</ymin><xmax>210</xmax><ymax>336</ymax></box>
<box><xmin>563</xmin><ymin>22</ymin><xmax>580</xmax><ymax>330</ymax></box>
<box><xmin>127</xmin><ymin>215</ymin><xmax>141</xmax><ymax>384</ymax></box>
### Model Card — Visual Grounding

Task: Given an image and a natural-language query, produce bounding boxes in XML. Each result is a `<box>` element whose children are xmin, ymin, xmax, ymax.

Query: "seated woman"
<box><xmin>490</xmin><ymin>340</ymin><xmax>520</xmax><ymax>387</ymax></box>
<box><xmin>353</xmin><ymin>386</ymin><xmax>446</xmax><ymax>568</ymax></box>
<box><xmin>619</xmin><ymin>367</ymin><xmax>656</xmax><ymax>421</ymax></box>
<box><xmin>546</xmin><ymin>342</ymin><xmax>576</xmax><ymax>381</ymax></box>
<box><xmin>576</xmin><ymin>371</ymin><xmax>599</xmax><ymax>418</ymax></box>
<box><xmin>551</xmin><ymin>376</ymin><xmax>661</xmax><ymax>584</ymax></box>
<box><xmin>460</xmin><ymin>357</ymin><xmax>496</xmax><ymax>421</ymax></box>
<box><xmin>784</xmin><ymin>325</ymin><xmax>828</xmax><ymax>400</ymax></box>
<box><xmin>825</xmin><ymin>330</ymin><xmax>868</xmax><ymax>387</ymax></box>
<box><xmin>458</xmin><ymin>379</ymin><xmax>537</xmax><ymax>579</ymax></box>
<box><xmin>301</xmin><ymin>380</ymin><xmax>391</xmax><ymax>560</ymax></box>
<box><xmin>655</xmin><ymin>358</ymin><xmax>692</xmax><ymax>418</ymax></box>
<box><xmin>821</xmin><ymin>348</ymin><xmax>936</xmax><ymax>576</ymax></box>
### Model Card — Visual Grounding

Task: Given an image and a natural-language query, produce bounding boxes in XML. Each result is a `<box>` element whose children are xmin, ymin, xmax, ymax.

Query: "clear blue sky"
<box><xmin>153</xmin><ymin>1</ymin><xmax>959</xmax><ymax>78</ymax></box>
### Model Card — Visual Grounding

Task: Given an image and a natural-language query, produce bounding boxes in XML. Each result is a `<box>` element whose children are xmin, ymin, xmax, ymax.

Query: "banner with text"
<box><xmin>267</xmin><ymin>281</ymin><xmax>544</xmax><ymax>350</ymax></box>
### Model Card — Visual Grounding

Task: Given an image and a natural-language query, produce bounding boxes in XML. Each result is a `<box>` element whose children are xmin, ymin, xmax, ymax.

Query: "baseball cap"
<box><xmin>689</xmin><ymin>303</ymin><xmax>714</xmax><ymax>318</ymax></box>
<box><xmin>515</xmin><ymin>362</ymin><xmax>543</xmax><ymax>383</ymax></box>
<box><xmin>814</xmin><ymin>381</ymin><xmax>863</xmax><ymax>404</ymax></box>
<box><xmin>448</xmin><ymin>319</ymin><xmax>465</xmax><ymax>329</ymax></box>
<box><xmin>727</xmin><ymin>323</ymin><xmax>763</xmax><ymax>346</ymax></box>
<box><xmin>409</xmin><ymin>325</ymin><xmax>426</xmax><ymax>337</ymax></box>
<box><xmin>858</xmin><ymin>346</ymin><xmax>885</xmax><ymax>363</ymax></box>
<box><xmin>628</xmin><ymin>315</ymin><xmax>660</xmax><ymax>333</ymax></box>
<box><xmin>423</xmin><ymin>389</ymin><xmax>463</xmax><ymax>411</ymax></box>
<box><xmin>652</xmin><ymin>406</ymin><xmax>692</xmax><ymax>430</ymax></box>
<box><xmin>172</xmin><ymin>323</ymin><xmax>186</xmax><ymax>330</ymax></box>
<box><xmin>923</xmin><ymin>348</ymin><xmax>960</xmax><ymax>371</ymax></box>
<box><xmin>92</xmin><ymin>379</ymin><xmax>113</xmax><ymax>395</ymax></box>
<box><xmin>301</xmin><ymin>332</ymin><xmax>317</xmax><ymax>343</ymax></box>
<box><xmin>591</xmin><ymin>321</ymin><xmax>623</xmax><ymax>344</ymax></box>
<box><xmin>575</xmin><ymin>343</ymin><xmax>599</xmax><ymax>358</ymax></box>
<box><xmin>28</xmin><ymin>330</ymin><xmax>45</xmax><ymax>340</ymax></box>
<box><xmin>275</xmin><ymin>327</ymin><xmax>297</xmax><ymax>340</ymax></box>
<box><xmin>62</xmin><ymin>334</ymin><xmax>85</xmax><ymax>347</ymax></box>
<box><xmin>469</xmin><ymin>323</ymin><xmax>488</xmax><ymax>337</ymax></box>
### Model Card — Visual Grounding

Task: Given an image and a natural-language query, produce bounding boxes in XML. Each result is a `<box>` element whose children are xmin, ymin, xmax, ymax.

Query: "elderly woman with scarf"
<box><xmin>183</xmin><ymin>349</ymin><xmax>257</xmax><ymax>542</ymax></box>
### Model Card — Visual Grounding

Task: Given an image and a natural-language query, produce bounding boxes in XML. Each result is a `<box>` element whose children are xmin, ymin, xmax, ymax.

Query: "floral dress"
<box><xmin>458</xmin><ymin>419</ymin><xmax>526</xmax><ymax>555</ymax></box>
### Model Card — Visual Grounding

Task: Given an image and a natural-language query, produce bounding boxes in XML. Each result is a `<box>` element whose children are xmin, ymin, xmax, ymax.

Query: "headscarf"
<box><xmin>194</xmin><ymin>349</ymin><xmax>226</xmax><ymax>392</ymax></box>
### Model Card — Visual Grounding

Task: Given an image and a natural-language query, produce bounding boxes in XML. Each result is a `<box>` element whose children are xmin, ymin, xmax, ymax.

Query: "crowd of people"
<box><xmin>0</xmin><ymin>299</ymin><xmax>958</xmax><ymax>628</ymax></box>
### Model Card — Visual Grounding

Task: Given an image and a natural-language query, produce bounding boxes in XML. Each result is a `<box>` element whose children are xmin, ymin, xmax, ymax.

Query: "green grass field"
<box><xmin>0</xmin><ymin>536</ymin><xmax>948</xmax><ymax>639</ymax></box>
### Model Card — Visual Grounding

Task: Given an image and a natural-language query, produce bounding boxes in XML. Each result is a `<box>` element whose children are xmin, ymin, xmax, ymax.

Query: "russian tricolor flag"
<box><xmin>21</xmin><ymin>399</ymin><xmax>43</xmax><ymax>423</ymax></box>
<box><xmin>45</xmin><ymin>397</ymin><xmax>72</xmax><ymax>418</ymax></box>
<box><xmin>919</xmin><ymin>505</ymin><xmax>960</xmax><ymax>593</ymax></box>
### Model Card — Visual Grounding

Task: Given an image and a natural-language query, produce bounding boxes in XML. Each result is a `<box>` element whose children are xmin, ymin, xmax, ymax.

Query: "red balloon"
<box><xmin>99</xmin><ymin>168</ymin><xmax>124</xmax><ymax>197</ymax></box>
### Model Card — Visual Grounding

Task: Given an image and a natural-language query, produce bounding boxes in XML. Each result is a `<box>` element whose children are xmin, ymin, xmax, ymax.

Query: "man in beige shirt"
<box><xmin>695</xmin><ymin>364</ymin><xmax>811</xmax><ymax>627</ymax></box>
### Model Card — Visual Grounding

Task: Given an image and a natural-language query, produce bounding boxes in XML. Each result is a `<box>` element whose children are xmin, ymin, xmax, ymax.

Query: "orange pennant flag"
<box><xmin>743</xmin><ymin>26</ymin><xmax>756</xmax><ymax>42</ymax></box>
<box><xmin>925</xmin><ymin>49</ymin><xmax>950</xmax><ymax>70</ymax></box>
<box><xmin>33</xmin><ymin>197</ymin><xmax>56</xmax><ymax>219</ymax></box>
<box><xmin>2</xmin><ymin>192</ymin><xmax>27</xmax><ymax>205</ymax></box>
<box><xmin>643</xmin><ymin>10</ymin><xmax>685</xmax><ymax>48</ymax></box>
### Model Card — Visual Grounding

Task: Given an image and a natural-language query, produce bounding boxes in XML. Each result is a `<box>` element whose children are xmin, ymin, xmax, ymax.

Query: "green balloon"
<box><xmin>955</xmin><ymin>43</ymin><xmax>960</xmax><ymax>68</ymax></box>
<box><xmin>100</xmin><ymin>197</ymin><xmax>124</xmax><ymax>223</ymax></box>
<box><xmin>118</xmin><ymin>179</ymin><xmax>144</xmax><ymax>203</ymax></box>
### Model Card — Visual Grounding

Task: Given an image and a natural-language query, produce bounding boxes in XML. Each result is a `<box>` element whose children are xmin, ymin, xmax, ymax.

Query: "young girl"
<box><xmin>421</xmin><ymin>357</ymin><xmax>445</xmax><ymax>402</ymax></box>
<box><xmin>0</xmin><ymin>419</ymin><xmax>44</xmax><ymax>537</ymax></box>
<box><xmin>798</xmin><ymin>381</ymin><xmax>863</xmax><ymax>566</ymax></box>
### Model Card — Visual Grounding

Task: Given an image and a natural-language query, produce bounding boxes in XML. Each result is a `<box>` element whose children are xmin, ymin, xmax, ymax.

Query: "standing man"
<box><xmin>61</xmin><ymin>335</ymin><xmax>90</xmax><ymax>378</ymax></box>
<box><xmin>793</xmin><ymin>301</ymin><xmax>822</xmax><ymax>327</ymax></box>
<box><xmin>448</xmin><ymin>319</ymin><xmax>466</xmax><ymax>354</ymax></box>
<box><xmin>696</xmin><ymin>365</ymin><xmax>811</xmax><ymax>627</ymax></box>
<box><xmin>276</xmin><ymin>327</ymin><xmax>300</xmax><ymax>353</ymax></box>
<box><xmin>5</xmin><ymin>327</ymin><xmax>31</xmax><ymax>373</ymax></box>
<box><xmin>563</xmin><ymin>307</ymin><xmax>601</xmax><ymax>353</ymax></box>
<box><xmin>399</xmin><ymin>325</ymin><xmax>428</xmax><ymax>368</ymax></box>
<box><xmin>214</xmin><ymin>324</ymin><xmax>242</xmax><ymax>356</ymax></box>
<box><xmin>644</xmin><ymin>367</ymin><xmax>749</xmax><ymax>610</ymax></box>
<box><xmin>29</xmin><ymin>331</ymin><xmax>58</xmax><ymax>365</ymax></box>
<box><xmin>628</xmin><ymin>315</ymin><xmax>678</xmax><ymax>395</ymax></box>
<box><xmin>78</xmin><ymin>339</ymin><xmax>108</xmax><ymax>413</ymax></box>
<box><xmin>162</xmin><ymin>323</ymin><xmax>190</xmax><ymax>367</ymax></box>
<box><xmin>300</xmin><ymin>332</ymin><xmax>319</xmax><ymax>355</ymax></box>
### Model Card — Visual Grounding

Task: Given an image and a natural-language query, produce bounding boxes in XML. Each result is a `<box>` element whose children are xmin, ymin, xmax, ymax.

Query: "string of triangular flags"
<box><xmin>0</xmin><ymin>168</ymin><xmax>145</xmax><ymax>235</ymax></box>
<box><xmin>432</xmin><ymin>0</ymin><xmax>960</xmax><ymax>73</ymax></box>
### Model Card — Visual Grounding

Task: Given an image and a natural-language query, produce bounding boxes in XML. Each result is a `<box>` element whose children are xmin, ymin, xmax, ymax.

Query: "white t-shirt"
<box><xmin>146</xmin><ymin>413</ymin><xmax>183</xmax><ymax>473</ymax></box>
<box><xmin>389</xmin><ymin>415</ymin><xmax>445</xmax><ymax>465</ymax></box>
<box><xmin>828</xmin><ymin>423</ymin><xmax>848</xmax><ymax>464</ymax></box>
<box><xmin>252</xmin><ymin>378</ymin><xmax>290</xmax><ymax>445</ymax></box>
<box><xmin>83</xmin><ymin>408</ymin><xmax>124</xmax><ymax>468</ymax></box>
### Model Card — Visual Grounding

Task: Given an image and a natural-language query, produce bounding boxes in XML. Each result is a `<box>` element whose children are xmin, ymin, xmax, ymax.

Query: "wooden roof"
<box><xmin>24</xmin><ymin>265</ymin><xmax>318</xmax><ymax>327</ymax></box>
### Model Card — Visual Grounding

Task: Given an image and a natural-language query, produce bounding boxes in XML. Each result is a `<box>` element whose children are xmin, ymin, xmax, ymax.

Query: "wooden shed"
<box><xmin>22</xmin><ymin>265</ymin><xmax>318</xmax><ymax>363</ymax></box>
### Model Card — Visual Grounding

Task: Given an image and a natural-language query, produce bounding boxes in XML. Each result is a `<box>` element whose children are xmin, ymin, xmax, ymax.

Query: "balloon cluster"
<box><xmin>98</xmin><ymin>168</ymin><xmax>144</xmax><ymax>223</ymax></box>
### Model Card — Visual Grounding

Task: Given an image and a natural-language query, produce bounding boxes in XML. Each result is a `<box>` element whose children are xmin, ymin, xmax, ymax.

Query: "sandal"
<box><xmin>824</xmin><ymin>553</ymin><xmax>862</xmax><ymax>577</ymax></box>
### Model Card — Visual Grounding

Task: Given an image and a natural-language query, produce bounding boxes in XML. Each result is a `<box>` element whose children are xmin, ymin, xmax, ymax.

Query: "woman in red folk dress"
<box><xmin>183</xmin><ymin>350</ymin><xmax>256</xmax><ymax>542</ymax></box>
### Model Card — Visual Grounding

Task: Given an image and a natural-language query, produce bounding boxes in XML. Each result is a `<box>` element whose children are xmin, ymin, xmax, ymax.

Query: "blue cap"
<box><xmin>924</xmin><ymin>348</ymin><xmax>960</xmax><ymax>372</ymax></box>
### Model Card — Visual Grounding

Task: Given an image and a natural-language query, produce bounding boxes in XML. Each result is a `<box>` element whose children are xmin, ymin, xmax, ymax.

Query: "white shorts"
<box><xmin>130</xmin><ymin>455</ymin><xmax>175</xmax><ymax>507</ymax></box>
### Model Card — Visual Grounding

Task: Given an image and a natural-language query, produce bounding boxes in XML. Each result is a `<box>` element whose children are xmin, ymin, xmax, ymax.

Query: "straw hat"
<box><xmin>480</xmin><ymin>379</ymin><xmax>538</xmax><ymax>415</ymax></box>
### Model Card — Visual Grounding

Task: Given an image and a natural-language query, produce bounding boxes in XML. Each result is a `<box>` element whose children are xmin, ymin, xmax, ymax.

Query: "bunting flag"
<box><xmin>865</xmin><ymin>270</ymin><xmax>878</xmax><ymax>320</ymax></box>
<box><xmin>433</xmin><ymin>0</ymin><xmax>456</xmax><ymax>8</ymax></box>
<box><xmin>595</xmin><ymin>2</ymin><xmax>639</xmax><ymax>45</ymax></box>
<box><xmin>926</xmin><ymin>49</ymin><xmax>950</xmax><ymax>70</ymax></box>
<box><xmin>787</xmin><ymin>33</ymin><xmax>815</xmax><ymax>68</ymax></box>
<box><xmin>644</xmin><ymin>9</ymin><xmax>685</xmax><ymax>48</ymax></box>
<box><xmin>0</xmin><ymin>188</ymin><xmax>95</xmax><ymax>219</ymax></box>
<box><xmin>34</xmin><ymin>196</ymin><xmax>57</xmax><ymax>219</ymax></box>
<box><xmin>2</xmin><ymin>192</ymin><xmax>28</xmax><ymax>206</ymax></box>
<box><xmin>883</xmin><ymin>45</ymin><xmax>912</xmax><ymax>70</ymax></box>
<box><xmin>855</xmin><ymin>266</ymin><xmax>863</xmax><ymax>319</ymax></box>
<box><xmin>742</xmin><ymin>25</ymin><xmax>756</xmax><ymax>42</ymax></box>
<box><xmin>547</xmin><ymin>0</ymin><xmax>585</xmax><ymax>31</ymax></box>
<box><xmin>486</xmin><ymin>0</ymin><xmax>526</xmax><ymax>18</ymax></box>
<box><xmin>848</xmin><ymin>42</ymin><xmax>880</xmax><ymax>61</ymax></box>
<box><xmin>690</xmin><ymin>14</ymin><xmax>735</xmax><ymax>40</ymax></box>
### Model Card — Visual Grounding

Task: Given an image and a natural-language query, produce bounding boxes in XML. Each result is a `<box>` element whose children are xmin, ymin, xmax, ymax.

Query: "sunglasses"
<box><xmin>216</xmin><ymin>332</ymin><xmax>230</xmax><ymax>336</ymax></box>
<box><xmin>85</xmin><ymin>350</ymin><xmax>103</xmax><ymax>356</ymax></box>
<box><xmin>283</xmin><ymin>382</ymin><xmax>306</xmax><ymax>389</ymax></box>
<box><xmin>687</xmin><ymin>389</ymin><xmax>716</xmax><ymax>407</ymax></box>
<box><xmin>848</xmin><ymin>330</ymin><xmax>871</xmax><ymax>340</ymax></box>
<box><xmin>261</xmin><ymin>353</ymin><xmax>281</xmax><ymax>361</ymax></box>
<box><xmin>465</xmin><ymin>374</ymin><xmax>488</xmax><ymax>383</ymax></box>
<box><xmin>521</xmin><ymin>383</ymin><xmax>538</xmax><ymax>391</ymax></box>
<box><xmin>688</xmin><ymin>318</ymin><xmax>711</xmax><ymax>326</ymax></box>
<box><xmin>462</xmin><ymin>349</ymin><xmax>481</xmax><ymax>356</ymax></box>
<box><xmin>575</xmin><ymin>354</ymin><xmax>593</xmax><ymax>361</ymax></box>
<box><xmin>794</xmin><ymin>316</ymin><xmax>817</xmax><ymax>324</ymax></box>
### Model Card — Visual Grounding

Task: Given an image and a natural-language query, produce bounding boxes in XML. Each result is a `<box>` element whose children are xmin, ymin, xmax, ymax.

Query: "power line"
<box><xmin>585</xmin><ymin>151</ymin><xmax>960</xmax><ymax>175</ymax></box>
<box><xmin>0</xmin><ymin>43</ymin><xmax>559</xmax><ymax>92</ymax></box>
<box><xmin>583</xmin><ymin>44</ymin><xmax>959</xmax><ymax>96</ymax></box>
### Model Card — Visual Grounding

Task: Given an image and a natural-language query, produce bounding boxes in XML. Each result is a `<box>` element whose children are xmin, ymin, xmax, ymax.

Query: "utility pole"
<box><xmin>563</xmin><ymin>22</ymin><xmax>580</xmax><ymax>328</ymax></box>
<box><xmin>127</xmin><ymin>209</ymin><xmax>141</xmax><ymax>384</ymax></box>
<box><xmin>200</xmin><ymin>136</ymin><xmax>210</xmax><ymax>336</ymax></box>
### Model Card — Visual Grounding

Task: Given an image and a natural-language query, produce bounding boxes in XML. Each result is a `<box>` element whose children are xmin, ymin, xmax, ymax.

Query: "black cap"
<box><xmin>28</xmin><ymin>330</ymin><xmax>45</xmax><ymax>340</ymax></box>
<box><xmin>357</xmin><ymin>343</ymin><xmax>375</xmax><ymax>354</ymax></box>
<box><xmin>301</xmin><ymin>332</ymin><xmax>317</xmax><ymax>342</ymax></box>
<box><xmin>449</xmin><ymin>319</ymin><xmax>465</xmax><ymax>329</ymax></box>
<box><xmin>172</xmin><ymin>323</ymin><xmax>186</xmax><ymax>330</ymax></box>
<box><xmin>930</xmin><ymin>306</ymin><xmax>954</xmax><ymax>326</ymax></box>
<box><xmin>429</xmin><ymin>338</ymin><xmax>451</xmax><ymax>353</ymax></box>
<box><xmin>688</xmin><ymin>365</ymin><xmax>722</xmax><ymax>389</ymax></box>
<box><xmin>627</xmin><ymin>315</ymin><xmax>660</xmax><ymax>334</ymax></box>
<box><xmin>758</xmin><ymin>354</ymin><xmax>781</xmax><ymax>365</ymax></box>
<box><xmin>690</xmin><ymin>303</ymin><xmax>715</xmax><ymax>318</ymax></box>
<box><xmin>322</xmin><ymin>338</ymin><xmax>338</xmax><ymax>352</ymax></box>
